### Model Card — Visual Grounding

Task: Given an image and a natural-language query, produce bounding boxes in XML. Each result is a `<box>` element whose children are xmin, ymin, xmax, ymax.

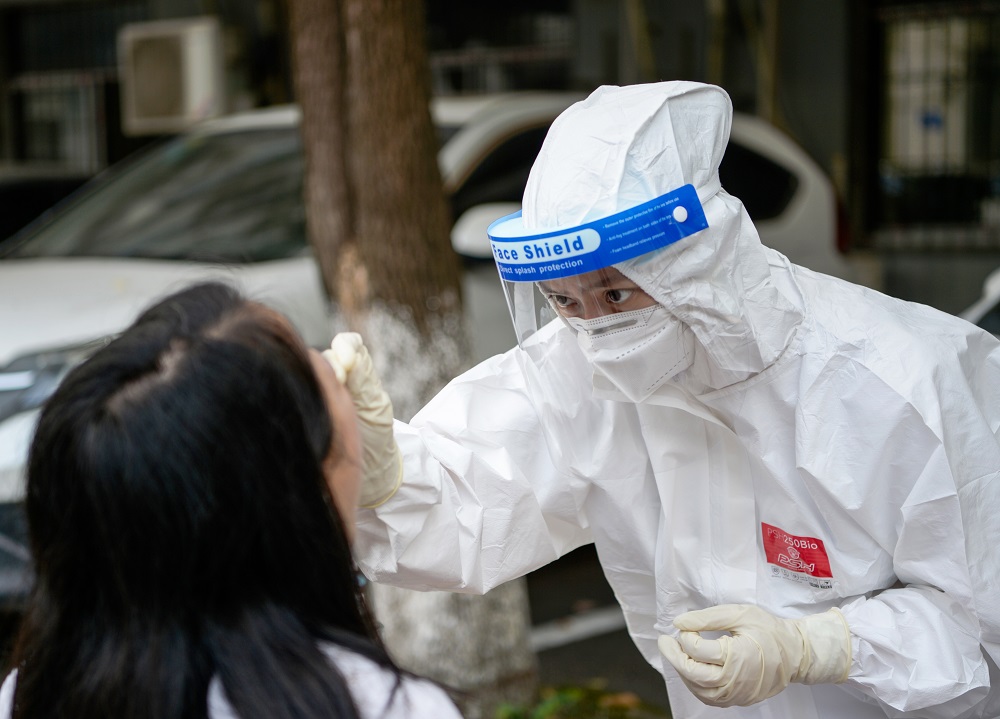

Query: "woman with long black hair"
<box><xmin>2</xmin><ymin>281</ymin><xmax>461</xmax><ymax>719</ymax></box>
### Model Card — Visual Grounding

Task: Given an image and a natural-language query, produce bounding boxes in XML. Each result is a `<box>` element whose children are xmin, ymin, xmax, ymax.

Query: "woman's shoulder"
<box><xmin>319</xmin><ymin>643</ymin><xmax>463</xmax><ymax>719</ymax></box>
<box><xmin>0</xmin><ymin>649</ymin><xmax>463</xmax><ymax>719</ymax></box>
<box><xmin>205</xmin><ymin>643</ymin><xmax>463</xmax><ymax>719</ymax></box>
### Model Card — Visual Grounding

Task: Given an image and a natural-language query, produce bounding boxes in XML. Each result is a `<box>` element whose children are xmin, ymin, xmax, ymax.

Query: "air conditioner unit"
<box><xmin>118</xmin><ymin>16</ymin><xmax>224</xmax><ymax>136</ymax></box>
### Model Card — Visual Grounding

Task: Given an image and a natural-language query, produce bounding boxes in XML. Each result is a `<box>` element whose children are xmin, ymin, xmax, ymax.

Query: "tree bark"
<box><xmin>287</xmin><ymin>1</ymin><xmax>538</xmax><ymax>716</ymax></box>
<box><xmin>287</xmin><ymin>0</ymin><xmax>351</xmax><ymax>304</ymax></box>
<box><xmin>342</xmin><ymin>0</ymin><xmax>458</xmax><ymax>323</ymax></box>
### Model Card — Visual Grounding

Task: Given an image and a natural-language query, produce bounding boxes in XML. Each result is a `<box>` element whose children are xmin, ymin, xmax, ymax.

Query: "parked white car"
<box><xmin>0</xmin><ymin>92</ymin><xmax>852</xmax><ymax>519</ymax></box>
<box><xmin>960</xmin><ymin>266</ymin><xmax>1000</xmax><ymax>337</ymax></box>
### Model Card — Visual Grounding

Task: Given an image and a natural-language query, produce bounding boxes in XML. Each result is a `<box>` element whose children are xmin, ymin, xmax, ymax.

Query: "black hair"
<box><xmin>9</xmin><ymin>281</ymin><xmax>395</xmax><ymax>719</ymax></box>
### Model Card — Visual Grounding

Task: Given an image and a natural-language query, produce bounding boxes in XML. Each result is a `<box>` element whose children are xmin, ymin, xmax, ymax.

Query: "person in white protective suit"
<box><xmin>323</xmin><ymin>81</ymin><xmax>1000</xmax><ymax>719</ymax></box>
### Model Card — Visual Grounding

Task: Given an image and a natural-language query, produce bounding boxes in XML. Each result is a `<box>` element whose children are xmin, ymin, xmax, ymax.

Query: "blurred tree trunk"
<box><xmin>286</xmin><ymin>1</ymin><xmax>538</xmax><ymax>716</ymax></box>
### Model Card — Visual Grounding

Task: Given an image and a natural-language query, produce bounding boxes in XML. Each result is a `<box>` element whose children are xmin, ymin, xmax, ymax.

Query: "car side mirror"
<box><xmin>451</xmin><ymin>203</ymin><xmax>520</xmax><ymax>259</ymax></box>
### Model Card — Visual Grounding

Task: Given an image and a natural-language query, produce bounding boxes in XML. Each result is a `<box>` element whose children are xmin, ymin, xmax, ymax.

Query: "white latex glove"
<box><xmin>657</xmin><ymin>604</ymin><xmax>851</xmax><ymax>707</ymax></box>
<box><xmin>323</xmin><ymin>332</ymin><xmax>403</xmax><ymax>508</ymax></box>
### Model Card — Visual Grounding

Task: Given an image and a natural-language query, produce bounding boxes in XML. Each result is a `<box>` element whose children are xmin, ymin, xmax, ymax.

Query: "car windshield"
<box><xmin>8</xmin><ymin>128</ymin><xmax>307</xmax><ymax>263</ymax></box>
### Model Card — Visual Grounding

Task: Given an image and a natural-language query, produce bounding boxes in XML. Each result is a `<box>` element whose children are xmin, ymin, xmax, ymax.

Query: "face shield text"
<box><xmin>490</xmin><ymin>230</ymin><xmax>599</xmax><ymax>266</ymax></box>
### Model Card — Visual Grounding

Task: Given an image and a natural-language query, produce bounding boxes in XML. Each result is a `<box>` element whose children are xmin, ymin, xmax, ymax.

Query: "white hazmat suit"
<box><xmin>342</xmin><ymin>82</ymin><xmax>1000</xmax><ymax>718</ymax></box>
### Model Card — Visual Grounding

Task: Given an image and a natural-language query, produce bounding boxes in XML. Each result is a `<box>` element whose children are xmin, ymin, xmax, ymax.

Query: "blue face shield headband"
<box><xmin>487</xmin><ymin>184</ymin><xmax>710</xmax><ymax>346</ymax></box>
<box><xmin>486</xmin><ymin>184</ymin><xmax>708</xmax><ymax>283</ymax></box>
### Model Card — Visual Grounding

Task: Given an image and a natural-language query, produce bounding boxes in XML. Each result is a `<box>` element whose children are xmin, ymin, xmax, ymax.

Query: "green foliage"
<box><xmin>494</xmin><ymin>680</ymin><xmax>670</xmax><ymax>719</ymax></box>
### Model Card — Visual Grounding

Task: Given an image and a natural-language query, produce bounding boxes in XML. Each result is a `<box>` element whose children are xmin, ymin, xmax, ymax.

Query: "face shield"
<box><xmin>489</xmin><ymin>81</ymin><xmax>731</xmax><ymax>402</ymax></box>
<box><xmin>487</xmin><ymin>183</ymin><xmax>708</xmax><ymax>347</ymax></box>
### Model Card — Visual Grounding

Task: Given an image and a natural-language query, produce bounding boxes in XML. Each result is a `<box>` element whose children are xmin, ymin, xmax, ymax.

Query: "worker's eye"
<box><xmin>605</xmin><ymin>288</ymin><xmax>635</xmax><ymax>305</ymax></box>
<box><xmin>548</xmin><ymin>294</ymin><xmax>575</xmax><ymax>309</ymax></box>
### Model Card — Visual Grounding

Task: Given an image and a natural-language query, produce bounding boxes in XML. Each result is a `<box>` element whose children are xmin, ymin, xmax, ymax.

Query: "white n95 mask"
<box><xmin>566</xmin><ymin>305</ymin><xmax>695</xmax><ymax>403</ymax></box>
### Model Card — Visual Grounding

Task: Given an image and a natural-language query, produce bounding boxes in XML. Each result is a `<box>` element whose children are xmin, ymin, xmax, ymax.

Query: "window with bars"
<box><xmin>2</xmin><ymin>2</ymin><xmax>149</xmax><ymax>171</ymax></box>
<box><xmin>874</xmin><ymin>3</ymin><xmax>1000</xmax><ymax>248</ymax></box>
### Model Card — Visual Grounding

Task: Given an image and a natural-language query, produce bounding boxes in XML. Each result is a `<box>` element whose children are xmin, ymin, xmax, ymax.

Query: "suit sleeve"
<box><xmin>829</xmin><ymin>355</ymin><xmax>1000</xmax><ymax>717</ymax></box>
<box><xmin>352</xmin><ymin>348</ymin><xmax>593</xmax><ymax>594</ymax></box>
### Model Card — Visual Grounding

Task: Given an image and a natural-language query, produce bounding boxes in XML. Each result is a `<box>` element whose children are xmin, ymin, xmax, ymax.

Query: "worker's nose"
<box><xmin>577</xmin><ymin>296</ymin><xmax>612</xmax><ymax>320</ymax></box>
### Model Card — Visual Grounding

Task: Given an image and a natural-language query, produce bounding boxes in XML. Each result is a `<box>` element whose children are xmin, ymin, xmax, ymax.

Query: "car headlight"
<box><xmin>0</xmin><ymin>338</ymin><xmax>111</xmax><ymax>424</ymax></box>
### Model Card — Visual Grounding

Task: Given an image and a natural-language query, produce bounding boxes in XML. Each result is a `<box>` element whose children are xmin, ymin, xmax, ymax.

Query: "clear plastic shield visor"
<box><xmin>487</xmin><ymin>184</ymin><xmax>709</xmax><ymax>346</ymax></box>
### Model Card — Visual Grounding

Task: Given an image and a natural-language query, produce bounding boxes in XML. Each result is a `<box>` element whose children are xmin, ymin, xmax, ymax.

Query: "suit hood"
<box><xmin>522</xmin><ymin>80</ymin><xmax>802</xmax><ymax>391</ymax></box>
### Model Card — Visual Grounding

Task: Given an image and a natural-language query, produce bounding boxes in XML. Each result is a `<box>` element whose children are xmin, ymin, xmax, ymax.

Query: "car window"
<box><xmin>436</xmin><ymin>124</ymin><xmax>462</xmax><ymax>148</ymax></box>
<box><xmin>9</xmin><ymin>129</ymin><xmax>307</xmax><ymax>263</ymax></box>
<box><xmin>719</xmin><ymin>142</ymin><xmax>798</xmax><ymax>221</ymax></box>
<box><xmin>450</xmin><ymin>125</ymin><xmax>551</xmax><ymax>219</ymax></box>
<box><xmin>0</xmin><ymin>176</ymin><xmax>88</xmax><ymax>243</ymax></box>
<box><xmin>978</xmin><ymin>298</ymin><xmax>1000</xmax><ymax>336</ymax></box>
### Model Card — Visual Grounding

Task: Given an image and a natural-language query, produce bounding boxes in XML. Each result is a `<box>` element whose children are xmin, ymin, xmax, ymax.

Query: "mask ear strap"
<box><xmin>697</xmin><ymin>173</ymin><xmax>721</xmax><ymax>204</ymax></box>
